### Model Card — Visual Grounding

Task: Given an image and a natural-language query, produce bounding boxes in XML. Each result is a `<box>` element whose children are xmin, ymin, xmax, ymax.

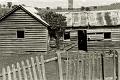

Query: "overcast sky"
<box><xmin>0</xmin><ymin>0</ymin><xmax>120</xmax><ymax>8</ymax></box>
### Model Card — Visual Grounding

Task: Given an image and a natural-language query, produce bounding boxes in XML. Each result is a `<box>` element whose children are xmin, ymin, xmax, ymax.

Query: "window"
<box><xmin>87</xmin><ymin>32</ymin><xmax>104</xmax><ymax>41</ymax></box>
<box><xmin>17</xmin><ymin>30</ymin><xmax>24</xmax><ymax>38</ymax></box>
<box><xmin>104</xmin><ymin>32</ymin><xmax>111</xmax><ymax>39</ymax></box>
<box><xmin>64</xmin><ymin>32</ymin><xmax>70</xmax><ymax>40</ymax></box>
<box><xmin>73</xmin><ymin>13</ymin><xmax>79</xmax><ymax>23</ymax></box>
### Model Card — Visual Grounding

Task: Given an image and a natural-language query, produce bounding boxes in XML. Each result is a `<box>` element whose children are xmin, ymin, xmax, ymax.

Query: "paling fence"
<box><xmin>0</xmin><ymin>50</ymin><xmax>119</xmax><ymax>80</ymax></box>
<box><xmin>61</xmin><ymin>50</ymin><xmax>118</xmax><ymax>80</ymax></box>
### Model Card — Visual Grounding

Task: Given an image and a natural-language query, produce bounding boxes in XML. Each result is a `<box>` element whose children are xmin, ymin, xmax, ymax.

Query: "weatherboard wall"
<box><xmin>0</xmin><ymin>9</ymin><xmax>48</xmax><ymax>54</ymax></box>
<box><xmin>65</xmin><ymin>28</ymin><xmax>120</xmax><ymax>52</ymax></box>
<box><xmin>87</xmin><ymin>28</ymin><xmax>120</xmax><ymax>51</ymax></box>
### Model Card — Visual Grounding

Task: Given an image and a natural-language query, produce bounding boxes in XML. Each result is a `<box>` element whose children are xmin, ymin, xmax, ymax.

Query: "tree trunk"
<box><xmin>56</xmin><ymin>37</ymin><xmax>60</xmax><ymax>50</ymax></box>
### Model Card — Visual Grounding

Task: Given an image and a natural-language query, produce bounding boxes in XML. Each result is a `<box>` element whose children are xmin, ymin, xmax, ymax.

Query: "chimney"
<box><xmin>68</xmin><ymin>0</ymin><xmax>73</xmax><ymax>10</ymax></box>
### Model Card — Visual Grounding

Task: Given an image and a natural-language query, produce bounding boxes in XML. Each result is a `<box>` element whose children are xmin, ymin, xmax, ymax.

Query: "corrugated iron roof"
<box><xmin>57</xmin><ymin>9</ymin><xmax>120</xmax><ymax>27</ymax></box>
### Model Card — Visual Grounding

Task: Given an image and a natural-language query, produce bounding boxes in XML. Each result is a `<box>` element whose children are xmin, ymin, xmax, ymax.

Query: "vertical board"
<box><xmin>12</xmin><ymin>64</ymin><xmax>17</xmax><ymax>80</ymax></box>
<box><xmin>7</xmin><ymin>66</ymin><xmax>12</xmax><ymax>80</ymax></box>
<box><xmin>2</xmin><ymin>68</ymin><xmax>6</xmax><ymax>80</ymax></box>
<box><xmin>17</xmin><ymin>62</ymin><xmax>22</xmax><ymax>80</ymax></box>
<box><xmin>57</xmin><ymin>51</ymin><xmax>63</xmax><ymax>80</ymax></box>
<box><xmin>26</xmin><ymin>59</ymin><xmax>33</xmax><ymax>80</ymax></box>
<box><xmin>36</xmin><ymin>56</ymin><xmax>43</xmax><ymax>80</ymax></box>
<box><xmin>41</xmin><ymin>55</ymin><xmax>47</xmax><ymax>80</ymax></box>
<box><xmin>31</xmin><ymin>57</ymin><xmax>38</xmax><ymax>80</ymax></box>
<box><xmin>21</xmin><ymin>61</ymin><xmax>28</xmax><ymax>80</ymax></box>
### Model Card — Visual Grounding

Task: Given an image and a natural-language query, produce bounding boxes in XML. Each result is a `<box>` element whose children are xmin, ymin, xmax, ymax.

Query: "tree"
<box><xmin>0</xmin><ymin>4</ymin><xmax>1</xmax><ymax>8</ymax></box>
<box><xmin>12</xmin><ymin>5</ymin><xmax>18</xmax><ymax>8</ymax></box>
<box><xmin>22</xmin><ymin>4</ymin><xmax>26</xmax><ymax>6</ymax></box>
<box><xmin>3</xmin><ymin>4</ymin><xmax>6</xmax><ymax>8</ymax></box>
<box><xmin>86</xmin><ymin>7</ymin><xmax>90</xmax><ymax>11</ymax></box>
<box><xmin>46</xmin><ymin>7</ymin><xmax>50</xmax><ymax>10</ymax></box>
<box><xmin>81</xmin><ymin>6</ymin><xmax>85</xmax><ymax>11</ymax></box>
<box><xmin>38</xmin><ymin>11</ymin><xmax>67</xmax><ymax>49</ymax></box>
<box><xmin>93</xmin><ymin>6</ymin><xmax>97</xmax><ymax>10</ymax></box>
<box><xmin>7</xmin><ymin>2</ymin><xmax>12</xmax><ymax>8</ymax></box>
<box><xmin>57</xmin><ymin>6</ymin><xmax>62</xmax><ymax>10</ymax></box>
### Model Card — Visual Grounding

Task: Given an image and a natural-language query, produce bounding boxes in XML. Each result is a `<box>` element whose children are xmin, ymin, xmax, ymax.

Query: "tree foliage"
<box><xmin>38</xmin><ymin>11</ymin><xmax>67</xmax><ymax>49</ymax></box>
<box><xmin>57</xmin><ymin>6</ymin><xmax>62</xmax><ymax>10</ymax></box>
<box><xmin>7</xmin><ymin>2</ymin><xmax>12</xmax><ymax>8</ymax></box>
<box><xmin>86</xmin><ymin>7</ymin><xmax>90</xmax><ymax>11</ymax></box>
<box><xmin>81</xmin><ymin>6</ymin><xmax>85</xmax><ymax>11</ymax></box>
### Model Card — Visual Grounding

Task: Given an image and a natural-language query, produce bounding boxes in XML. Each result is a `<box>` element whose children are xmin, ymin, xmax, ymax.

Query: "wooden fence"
<box><xmin>0</xmin><ymin>55</ymin><xmax>58</xmax><ymax>80</ymax></box>
<box><xmin>0</xmin><ymin>50</ymin><xmax>119</xmax><ymax>80</ymax></box>
<box><xmin>62</xmin><ymin>50</ymin><xmax>118</xmax><ymax>80</ymax></box>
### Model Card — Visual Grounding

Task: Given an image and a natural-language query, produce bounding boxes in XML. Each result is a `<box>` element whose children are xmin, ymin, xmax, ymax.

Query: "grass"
<box><xmin>0</xmin><ymin>51</ymin><xmax>115</xmax><ymax>80</ymax></box>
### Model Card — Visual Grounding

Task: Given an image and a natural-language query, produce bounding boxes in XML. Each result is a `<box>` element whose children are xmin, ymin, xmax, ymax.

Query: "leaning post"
<box><xmin>117</xmin><ymin>50</ymin><xmax>120</xmax><ymax>80</ymax></box>
<box><xmin>101</xmin><ymin>53</ymin><xmax>104</xmax><ymax>80</ymax></box>
<box><xmin>57</xmin><ymin>50</ymin><xmax>63</xmax><ymax>80</ymax></box>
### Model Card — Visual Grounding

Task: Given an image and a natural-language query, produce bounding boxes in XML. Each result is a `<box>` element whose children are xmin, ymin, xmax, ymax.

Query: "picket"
<box><xmin>7</xmin><ymin>66</ymin><xmax>12</xmax><ymax>80</ymax></box>
<box><xmin>17</xmin><ymin>62</ymin><xmax>22</xmax><ymax>80</ymax></box>
<box><xmin>2</xmin><ymin>68</ymin><xmax>6</xmax><ymax>80</ymax></box>
<box><xmin>76</xmin><ymin>52</ymin><xmax>80</xmax><ymax>80</ymax></box>
<box><xmin>88</xmin><ymin>53</ymin><xmax>92</xmax><ymax>80</ymax></box>
<box><xmin>21</xmin><ymin>61</ymin><xmax>28</xmax><ymax>80</ymax></box>
<box><xmin>36</xmin><ymin>56</ymin><xmax>43</xmax><ymax>80</ymax></box>
<box><xmin>66</xmin><ymin>51</ymin><xmax>69</xmax><ymax>80</ymax></box>
<box><xmin>41</xmin><ymin>55</ymin><xmax>47</xmax><ymax>80</ymax></box>
<box><xmin>92</xmin><ymin>53</ymin><xmax>95</xmax><ymax>80</ymax></box>
<box><xmin>80</xmin><ymin>53</ymin><xmax>83</xmax><ymax>80</ymax></box>
<box><xmin>26</xmin><ymin>59</ymin><xmax>33</xmax><ymax>80</ymax></box>
<box><xmin>31</xmin><ymin>57</ymin><xmax>38</xmax><ymax>80</ymax></box>
<box><xmin>57</xmin><ymin>51</ymin><xmax>63</xmax><ymax>80</ymax></box>
<box><xmin>12</xmin><ymin>64</ymin><xmax>17</xmax><ymax>80</ymax></box>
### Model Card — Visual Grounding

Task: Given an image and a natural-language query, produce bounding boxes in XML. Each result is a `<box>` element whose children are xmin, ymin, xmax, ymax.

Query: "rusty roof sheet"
<box><xmin>57</xmin><ymin>9</ymin><xmax>120</xmax><ymax>27</ymax></box>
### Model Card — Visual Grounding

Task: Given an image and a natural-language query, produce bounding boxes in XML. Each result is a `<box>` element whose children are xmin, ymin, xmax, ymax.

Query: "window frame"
<box><xmin>104</xmin><ymin>32</ymin><xmax>111</xmax><ymax>40</ymax></box>
<box><xmin>63</xmin><ymin>31</ymin><xmax>70</xmax><ymax>41</ymax></box>
<box><xmin>16</xmin><ymin>30</ymin><xmax>25</xmax><ymax>39</ymax></box>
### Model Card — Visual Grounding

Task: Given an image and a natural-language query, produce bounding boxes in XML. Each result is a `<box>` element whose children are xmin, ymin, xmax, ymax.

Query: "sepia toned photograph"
<box><xmin>0</xmin><ymin>0</ymin><xmax>120</xmax><ymax>80</ymax></box>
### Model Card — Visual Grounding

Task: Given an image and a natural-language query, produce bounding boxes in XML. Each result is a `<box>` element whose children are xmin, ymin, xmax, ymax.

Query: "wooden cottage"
<box><xmin>0</xmin><ymin>5</ymin><xmax>49</xmax><ymax>54</ymax></box>
<box><xmin>56</xmin><ymin>9</ymin><xmax>120</xmax><ymax>52</ymax></box>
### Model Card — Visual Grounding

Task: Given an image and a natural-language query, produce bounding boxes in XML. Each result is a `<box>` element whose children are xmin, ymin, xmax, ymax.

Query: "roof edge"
<box><xmin>0</xmin><ymin>5</ymin><xmax>50</xmax><ymax>27</ymax></box>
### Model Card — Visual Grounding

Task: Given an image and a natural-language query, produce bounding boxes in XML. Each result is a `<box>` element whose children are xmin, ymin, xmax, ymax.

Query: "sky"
<box><xmin>0</xmin><ymin>0</ymin><xmax>120</xmax><ymax>8</ymax></box>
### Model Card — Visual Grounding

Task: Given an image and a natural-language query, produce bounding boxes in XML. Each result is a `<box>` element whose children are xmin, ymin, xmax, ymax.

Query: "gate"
<box><xmin>62</xmin><ymin>50</ymin><xmax>118</xmax><ymax>80</ymax></box>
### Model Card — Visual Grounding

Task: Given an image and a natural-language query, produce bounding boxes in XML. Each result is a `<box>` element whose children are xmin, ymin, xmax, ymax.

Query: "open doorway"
<box><xmin>78</xmin><ymin>30</ymin><xmax>87</xmax><ymax>51</ymax></box>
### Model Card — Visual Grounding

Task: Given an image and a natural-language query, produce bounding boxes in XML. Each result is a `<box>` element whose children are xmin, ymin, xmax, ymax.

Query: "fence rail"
<box><xmin>0</xmin><ymin>55</ymin><xmax>58</xmax><ymax>80</ymax></box>
<box><xmin>0</xmin><ymin>49</ymin><xmax>119</xmax><ymax>80</ymax></box>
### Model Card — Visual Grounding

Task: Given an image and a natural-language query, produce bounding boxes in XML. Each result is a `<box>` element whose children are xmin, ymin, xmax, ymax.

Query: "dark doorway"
<box><xmin>78</xmin><ymin>30</ymin><xmax>87</xmax><ymax>51</ymax></box>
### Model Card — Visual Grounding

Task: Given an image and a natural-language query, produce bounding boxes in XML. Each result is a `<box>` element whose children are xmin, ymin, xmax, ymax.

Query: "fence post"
<box><xmin>88</xmin><ymin>53</ymin><xmax>91</xmax><ymax>80</ymax></box>
<box><xmin>117</xmin><ymin>50</ymin><xmax>120</xmax><ymax>80</ymax></box>
<box><xmin>41</xmin><ymin>55</ymin><xmax>47</xmax><ymax>80</ymax></box>
<box><xmin>116</xmin><ymin>50</ymin><xmax>118</xmax><ymax>80</ymax></box>
<box><xmin>101</xmin><ymin>53</ymin><xmax>104</xmax><ymax>80</ymax></box>
<box><xmin>113</xmin><ymin>51</ymin><xmax>116</xmax><ymax>80</ymax></box>
<box><xmin>57</xmin><ymin>50</ymin><xmax>63</xmax><ymax>80</ymax></box>
<box><xmin>66</xmin><ymin>51</ymin><xmax>69</xmax><ymax>80</ymax></box>
<box><xmin>92</xmin><ymin>53</ymin><xmax>95</xmax><ymax>80</ymax></box>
